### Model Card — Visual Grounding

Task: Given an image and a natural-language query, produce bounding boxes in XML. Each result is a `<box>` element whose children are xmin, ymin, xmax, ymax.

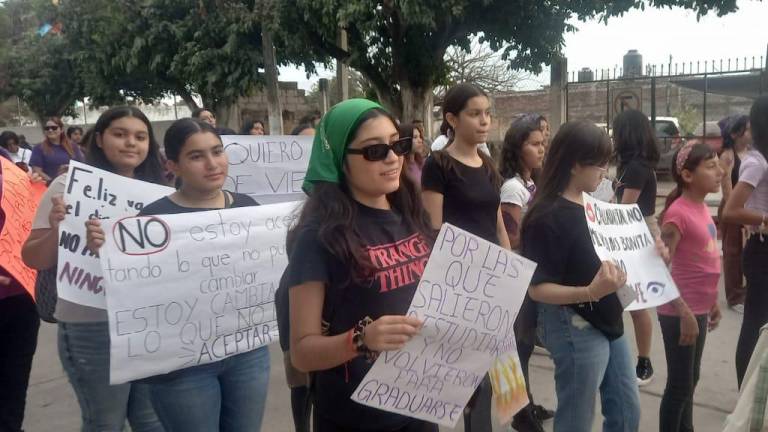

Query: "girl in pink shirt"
<box><xmin>658</xmin><ymin>142</ymin><xmax>724</xmax><ymax>432</ymax></box>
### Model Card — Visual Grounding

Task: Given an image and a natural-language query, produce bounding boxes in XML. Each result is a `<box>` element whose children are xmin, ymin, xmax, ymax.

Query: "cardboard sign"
<box><xmin>583</xmin><ymin>192</ymin><xmax>679</xmax><ymax>311</ymax></box>
<box><xmin>223</xmin><ymin>135</ymin><xmax>312</xmax><ymax>204</ymax></box>
<box><xmin>56</xmin><ymin>161</ymin><xmax>174</xmax><ymax>308</ymax></box>
<box><xmin>0</xmin><ymin>159</ymin><xmax>46</xmax><ymax>296</ymax></box>
<box><xmin>351</xmin><ymin>224</ymin><xmax>536</xmax><ymax>427</ymax></box>
<box><xmin>99</xmin><ymin>202</ymin><xmax>300</xmax><ymax>384</ymax></box>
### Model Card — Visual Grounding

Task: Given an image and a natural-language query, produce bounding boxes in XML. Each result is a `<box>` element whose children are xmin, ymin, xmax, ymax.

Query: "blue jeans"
<box><xmin>537</xmin><ymin>304</ymin><xmax>640</xmax><ymax>432</ymax></box>
<box><xmin>58</xmin><ymin>321</ymin><xmax>163</xmax><ymax>432</ymax></box>
<box><xmin>146</xmin><ymin>346</ymin><xmax>270</xmax><ymax>432</ymax></box>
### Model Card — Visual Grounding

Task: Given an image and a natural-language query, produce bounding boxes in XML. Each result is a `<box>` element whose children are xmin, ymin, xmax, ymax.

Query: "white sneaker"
<box><xmin>731</xmin><ymin>304</ymin><xmax>745</xmax><ymax>314</ymax></box>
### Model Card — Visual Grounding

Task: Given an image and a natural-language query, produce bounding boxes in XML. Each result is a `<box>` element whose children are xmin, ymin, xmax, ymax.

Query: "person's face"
<box><xmin>447</xmin><ymin>96</ymin><xmax>491</xmax><ymax>145</ymax></box>
<box><xmin>572</xmin><ymin>162</ymin><xmax>608</xmax><ymax>193</ymax></box>
<box><xmin>44</xmin><ymin>121</ymin><xmax>61</xmax><ymax>141</ymax></box>
<box><xmin>5</xmin><ymin>139</ymin><xmax>19</xmax><ymax>153</ymax></box>
<box><xmin>198</xmin><ymin>110</ymin><xmax>217</xmax><ymax>127</ymax></box>
<box><xmin>168</xmin><ymin>132</ymin><xmax>228</xmax><ymax>193</ymax></box>
<box><xmin>412</xmin><ymin>128</ymin><xmax>425</xmax><ymax>154</ymax></box>
<box><xmin>70</xmin><ymin>130</ymin><xmax>83</xmax><ymax>144</ymax></box>
<box><xmin>96</xmin><ymin>117</ymin><xmax>150</xmax><ymax>176</ymax></box>
<box><xmin>540</xmin><ymin>119</ymin><xmax>551</xmax><ymax>144</ymax></box>
<box><xmin>683</xmin><ymin>155</ymin><xmax>724</xmax><ymax>194</ymax></box>
<box><xmin>250</xmin><ymin>122</ymin><xmax>265</xmax><ymax>135</ymax></box>
<box><xmin>344</xmin><ymin>116</ymin><xmax>403</xmax><ymax>202</ymax></box>
<box><xmin>521</xmin><ymin>130</ymin><xmax>546</xmax><ymax>171</ymax></box>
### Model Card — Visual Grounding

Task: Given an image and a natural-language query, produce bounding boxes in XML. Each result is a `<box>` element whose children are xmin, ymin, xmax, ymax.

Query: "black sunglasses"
<box><xmin>44</xmin><ymin>126</ymin><xmax>60</xmax><ymax>131</ymax></box>
<box><xmin>347</xmin><ymin>137</ymin><xmax>412</xmax><ymax>161</ymax></box>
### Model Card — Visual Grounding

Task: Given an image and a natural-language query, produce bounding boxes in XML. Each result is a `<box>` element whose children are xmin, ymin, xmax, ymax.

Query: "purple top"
<box><xmin>29</xmin><ymin>142</ymin><xmax>83</xmax><ymax>179</ymax></box>
<box><xmin>739</xmin><ymin>150</ymin><xmax>768</xmax><ymax>227</ymax></box>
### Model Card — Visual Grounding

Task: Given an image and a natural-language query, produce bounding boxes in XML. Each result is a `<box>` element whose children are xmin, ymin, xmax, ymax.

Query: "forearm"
<box><xmin>291</xmin><ymin>331</ymin><xmax>359</xmax><ymax>373</ymax></box>
<box><xmin>529</xmin><ymin>282</ymin><xmax>593</xmax><ymax>305</ymax></box>
<box><xmin>22</xmin><ymin>229</ymin><xmax>59</xmax><ymax>270</ymax></box>
<box><xmin>722</xmin><ymin>207</ymin><xmax>764</xmax><ymax>226</ymax></box>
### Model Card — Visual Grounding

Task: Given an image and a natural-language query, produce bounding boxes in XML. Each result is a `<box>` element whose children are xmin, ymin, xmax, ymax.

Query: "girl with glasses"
<box><xmin>29</xmin><ymin>117</ymin><xmax>84</xmax><ymax>182</ymax></box>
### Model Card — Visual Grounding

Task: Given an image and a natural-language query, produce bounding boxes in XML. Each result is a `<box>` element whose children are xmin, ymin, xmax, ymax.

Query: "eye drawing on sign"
<box><xmin>112</xmin><ymin>216</ymin><xmax>171</xmax><ymax>256</ymax></box>
<box><xmin>646</xmin><ymin>281</ymin><xmax>666</xmax><ymax>298</ymax></box>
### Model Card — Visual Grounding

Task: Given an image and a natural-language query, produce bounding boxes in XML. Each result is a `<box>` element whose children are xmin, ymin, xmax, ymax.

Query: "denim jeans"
<box><xmin>58</xmin><ymin>321</ymin><xmax>163</xmax><ymax>432</ymax></box>
<box><xmin>736</xmin><ymin>236</ymin><xmax>768</xmax><ymax>387</ymax></box>
<box><xmin>0</xmin><ymin>293</ymin><xmax>39</xmax><ymax>432</ymax></box>
<box><xmin>146</xmin><ymin>345</ymin><xmax>270</xmax><ymax>432</ymax></box>
<box><xmin>537</xmin><ymin>304</ymin><xmax>640</xmax><ymax>432</ymax></box>
<box><xmin>658</xmin><ymin>314</ymin><xmax>708</xmax><ymax>432</ymax></box>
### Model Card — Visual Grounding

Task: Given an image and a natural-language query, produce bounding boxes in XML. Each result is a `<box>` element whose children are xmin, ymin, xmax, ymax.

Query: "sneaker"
<box><xmin>636</xmin><ymin>357</ymin><xmax>654</xmax><ymax>386</ymax></box>
<box><xmin>731</xmin><ymin>304</ymin><xmax>745</xmax><ymax>314</ymax></box>
<box><xmin>532</xmin><ymin>404</ymin><xmax>555</xmax><ymax>421</ymax></box>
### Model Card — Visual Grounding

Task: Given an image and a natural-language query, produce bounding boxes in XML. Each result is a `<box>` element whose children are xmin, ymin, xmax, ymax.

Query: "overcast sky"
<box><xmin>278</xmin><ymin>0</ymin><xmax>767</xmax><ymax>91</ymax></box>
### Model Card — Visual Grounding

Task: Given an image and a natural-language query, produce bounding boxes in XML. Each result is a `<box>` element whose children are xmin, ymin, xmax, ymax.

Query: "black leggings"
<box><xmin>735</xmin><ymin>236</ymin><xmax>768</xmax><ymax>387</ymax></box>
<box><xmin>658</xmin><ymin>314</ymin><xmax>708</xmax><ymax>432</ymax></box>
<box><xmin>291</xmin><ymin>386</ymin><xmax>312</xmax><ymax>432</ymax></box>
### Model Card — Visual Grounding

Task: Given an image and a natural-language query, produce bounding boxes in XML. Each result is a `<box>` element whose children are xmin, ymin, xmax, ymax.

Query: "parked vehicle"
<box><xmin>653</xmin><ymin>116</ymin><xmax>683</xmax><ymax>174</ymax></box>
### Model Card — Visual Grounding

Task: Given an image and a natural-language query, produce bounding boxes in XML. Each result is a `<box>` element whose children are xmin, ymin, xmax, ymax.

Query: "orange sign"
<box><xmin>0</xmin><ymin>159</ymin><xmax>46</xmax><ymax>297</ymax></box>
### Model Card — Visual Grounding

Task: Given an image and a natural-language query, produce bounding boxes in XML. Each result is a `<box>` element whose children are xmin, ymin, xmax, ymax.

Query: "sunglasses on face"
<box><xmin>347</xmin><ymin>137</ymin><xmax>412</xmax><ymax>161</ymax></box>
<box><xmin>44</xmin><ymin>126</ymin><xmax>60</xmax><ymax>131</ymax></box>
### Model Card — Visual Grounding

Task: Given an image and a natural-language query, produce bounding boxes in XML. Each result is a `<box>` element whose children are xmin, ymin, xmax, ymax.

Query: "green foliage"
<box><xmin>279</xmin><ymin>0</ymin><xmax>739</xmax><ymax>118</ymax></box>
<box><xmin>674</xmin><ymin>104</ymin><xmax>701</xmax><ymax>136</ymax></box>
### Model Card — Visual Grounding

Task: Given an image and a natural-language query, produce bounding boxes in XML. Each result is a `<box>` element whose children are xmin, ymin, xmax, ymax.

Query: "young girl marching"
<box><xmin>22</xmin><ymin>106</ymin><xmax>165</xmax><ymax>431</ymax></box>
<box><xmin>658</xmin><ymin>142</ymin><xmax>723</xmax><ymax>431</ymax></box>
<box><xmin>421</xmin><ymin>83</ymin><xmax>509</xmax><ymax>432</ymax></box>
<box><xmin>499</xmin><ymin>114</ymin><xmax>550</xmax><ymax>432</ymax></box>
<box><xmin>612</xmin><ymin>109</ymin><xmax>661</xmax><ymax>386</ymax></box>
<box><xmin>87</xmin><ymin>118</ymin><xmax>270</xmax><ymax>432</ymax></box>
<box><xmin>723</xmin><ymin>95</ymin><xmax>768</xmax><ymax>387</ymax></box>
<box><xmin>521</xmin><ymin>121</ymin><xmax>640</xmax><ymax>432</ymax></box>
<box><xmin>286</xmin><ymin>99</ymin><xmax>437</xmax><ymax>432</ymax></box>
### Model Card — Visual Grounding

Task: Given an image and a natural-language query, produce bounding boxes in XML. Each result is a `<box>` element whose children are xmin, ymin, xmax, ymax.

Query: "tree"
<box><xmin>279</xmin><ymin>0</ymin><xmax>738</xmax><ymax>122</ymax></box>
<box><xmin>305</xmin><ymin>69</ymin><xmax>373</xmax><ymax>109</ymax></box>
<box><xmin>0</xmin><ymin>0</ymin><xmax>84</xmax><ymax>122</ymax></box>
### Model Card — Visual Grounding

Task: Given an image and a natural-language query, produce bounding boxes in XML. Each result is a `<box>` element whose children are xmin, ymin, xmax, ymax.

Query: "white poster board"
<box><xmin>57</xmin><ymin>161</ymin><xmax>174</xmax><ymax>308</ymax></box>
<box><xmin>99</xmin><ymin>202</ymin><xmax>300</xmax><ymax>384</ymax></box>
<box><xmin>583</xmin><ymin>192</ymin><xmax>679</xmax><ymax>311</ymax></box>
<box><xmin>222</xmin><ymin>135</ymin><xmax>312</xmax><ymax>204</ymax></box>
<box><xmin>351</xmin><ymin>224</ymin><xmax>536</xmax><ymax>427</ymax></box>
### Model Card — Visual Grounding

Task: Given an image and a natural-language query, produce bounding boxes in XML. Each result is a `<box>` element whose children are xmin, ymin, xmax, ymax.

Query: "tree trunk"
<box><xmin>400</xmin><ymin>83</ymin><xmax>432</xmax><ymax>125</ymax></box>
<box><xmin>177</xmin><ymin>89</ymin><xmax>199</xmax><ymax>111</ymax></box>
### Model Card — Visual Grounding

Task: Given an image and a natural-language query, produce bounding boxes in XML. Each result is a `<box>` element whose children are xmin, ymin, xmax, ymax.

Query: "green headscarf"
<box><xmin>303</xmin><ymin>98</ymin><xmax>386</xmax><ymax>193</ymax></box>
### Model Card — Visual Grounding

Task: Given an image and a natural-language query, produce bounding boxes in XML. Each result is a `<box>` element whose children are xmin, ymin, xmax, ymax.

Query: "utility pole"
<box><xmin>261</xmin><ymin>1</ymin><xmax>283</xmax><ymax>135</ymax></box>
<box><xmin>336</xmin><ymin>25</ymin><xmax>349</xmax><ymax>102</ymax></box>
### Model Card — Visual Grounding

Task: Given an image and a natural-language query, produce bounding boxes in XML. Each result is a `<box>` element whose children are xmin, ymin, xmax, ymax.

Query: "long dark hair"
<box><xmin>86</xmin><ymin>106</ymin><xmax>167</xmax><ymax>185</ymax></box>
<box><xmin>287</xmin><ymin>109</ymin><xmax>435</xmax><ymax>280</ymax></box>
<box><xmin>500</xmin><ymin>114</ymin><xmax>544</xmax><ymax>180</ymax></box>
<box><xmin>433</xmin><ymin>83</ymin><xmax>502</xmax><ymax>191</ymax></box>
<box><xmin>661</xmin><ymin>143</ymin><xmax>717</xmax><ymax>218</ymax></box>
<box><xmin>719</xmin><ymin>114</ymin><xmax>749</xmax><ymax>150</ymax></box>
<box><xmin>750</xmin><ymin>96</ymin><xmax>768</xmax><ymax>159</ymax></box>
<box><xmin>0</xmin><ymin>131</ymin><xmax>19</xmax><ymax>150</ymax></box>
<box><xmin>164</xmin><ymin>118</ymin><xmax>220</xmax><ymax>162</ymax></box>
<box><xmin>612</xmin><ymin>109</ymin><xmax>660</xmax><ymax>169</ymax></box>
<box><xmin>522</xmin><ymin>121</ymin><xmax>612</xmax><ymax>230</ymax></box>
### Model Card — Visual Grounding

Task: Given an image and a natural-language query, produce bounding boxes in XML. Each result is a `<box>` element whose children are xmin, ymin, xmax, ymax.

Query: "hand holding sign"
<box><xmin>364</xmin><ymin>315</ymin><xmax>423</xmax><ymax>352</ymax></box>
<box><xmin>589</xmin><ymin>261</ymin><xmax>627</xmax><ymax>299</ymax></box>
<box><xmin>49</xmin><ymin>195</ymin><xmax>66</xmax><ymax>229</ymax></box>
<box><xmin>85</xmin><ymin>219</ymin><xmax>105</xmax><ymax>255</ymax></box>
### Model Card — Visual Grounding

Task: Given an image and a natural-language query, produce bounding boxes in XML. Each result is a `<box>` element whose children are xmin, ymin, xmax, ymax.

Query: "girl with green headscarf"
<box><xmin>282</xmin><ymin>99</ymin><xmax>438</xmax><ymax>431</ymax></box>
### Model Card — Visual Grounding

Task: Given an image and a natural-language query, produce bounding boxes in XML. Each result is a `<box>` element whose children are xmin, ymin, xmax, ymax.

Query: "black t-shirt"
<box><xmin>732</xmin><ymin>152</ymin><xmax>742</xmax><ymax>186</ymax></box>
<box><xmin>139</xmin><ymin>191</ymin><xmax>258</xmax><ymax>216</ymax></box>
<box><xmin>284</xmin><ymin>202</ymin><xmax>432</xmax><ymax>430</ymax></box>
<box><xmin>522</xmin><ymin>197</ymin><xmax>624</xmax><ymax>340</ymax></box>
<box><xmin>421</xmin><ymin>153</ymin><xmax>500</xmax><ymax>244</ymax></box>
<box><xmin>616</xmin><ymin>160</ymin><xmax>657</xmax><ymax>216</ymax></box>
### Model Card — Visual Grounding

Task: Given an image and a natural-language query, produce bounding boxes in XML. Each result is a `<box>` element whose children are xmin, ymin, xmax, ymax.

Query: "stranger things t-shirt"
<box><xmin>421</xmin><ymin>153</ymin><xmax>501</xmax><ymax>244</ymax></box>
<box><xmin>522</xmin><ymin>197</ymin><xmax>624</xmax><ymax>340</ymax></box>
<box><xmin>285</xmin><ymin>202</ymin><xmax>432</xmax><ymax>430</ymax></box>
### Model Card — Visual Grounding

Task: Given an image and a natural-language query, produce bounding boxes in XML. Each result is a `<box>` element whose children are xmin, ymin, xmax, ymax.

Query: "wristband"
<box><xmin>352</xmin><ymin>317</ymin><xmax>378</xmax><ymax>362</ymax></box>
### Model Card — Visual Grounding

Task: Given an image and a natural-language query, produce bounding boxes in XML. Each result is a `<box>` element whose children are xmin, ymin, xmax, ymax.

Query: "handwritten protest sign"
<box><xmin>352</xmin><ymin>224</ymin><xmax>536</xmax><ymax>427</ymax></box>
<box><xmin>223</xmin><ymin>135</ymin><xmax>312</xmax><ymax>204</ymax></box>
<box><xmin>57</xmin><ymin>161</ymin><xmax>174</xmax><ymax>308</ymax></box>
<box><xmin>583</xmin><ymin>192</ymin><xmax>679</xmax><ymax>311</ymax></box>
<box><xmin>99</xmin><ymin>202</ymin><xmax>300</xmax><ymax>384</ymax></box>
<box><xmin>0</xmin><ymin>159</ymin><xmax>46</xmax><ymax>296</ymax></box>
